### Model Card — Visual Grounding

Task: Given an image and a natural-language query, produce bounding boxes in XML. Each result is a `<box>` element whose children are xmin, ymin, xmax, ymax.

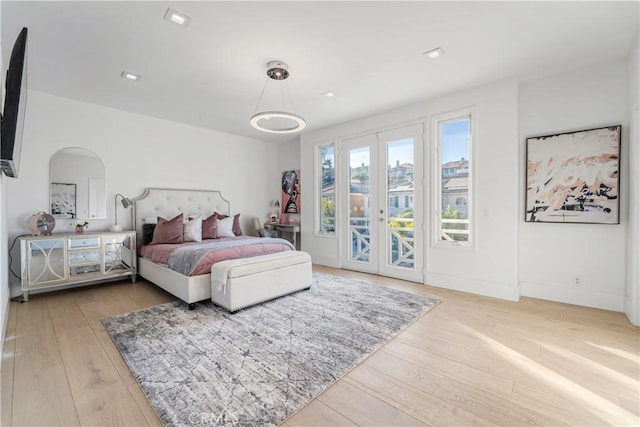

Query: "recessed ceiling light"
<box><xmin>322</xmin><ymin>91</ymin><xmax>335</xmax><ymax>98</ymax></box>
<box><xmin>423</xmin><ymin>47</ymin><xmax>444</xmax><ymax>59</ymax></box>
<box><xmin>163</xmin><ymin>8</ymin><xmax>191</xmax><ymax>28</ymax></box>
<box><xmin>120</xmin><ymin>71</ymin><xmax>141</xmax><ymax>82</ymax></box>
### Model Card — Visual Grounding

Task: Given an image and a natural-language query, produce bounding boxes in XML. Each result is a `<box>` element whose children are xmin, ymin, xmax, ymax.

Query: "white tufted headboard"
<box><xmin>133</xmin><ymin>188</ymin><xmax>230</xmax><ymax>240</ymax></box>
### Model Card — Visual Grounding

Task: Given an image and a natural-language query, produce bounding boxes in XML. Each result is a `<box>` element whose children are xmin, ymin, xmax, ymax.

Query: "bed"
<box><xmin>134</xmin><ymin>188</ymin><xmax>311</xmax><ymax>310</ymax></box>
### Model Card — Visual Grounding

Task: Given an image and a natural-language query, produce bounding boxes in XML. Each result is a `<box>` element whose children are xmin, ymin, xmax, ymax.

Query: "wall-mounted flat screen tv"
<box><xmin>1</xmin><ymin>27</ymin><xmax>28</xmax><ymax>178</ymax></box>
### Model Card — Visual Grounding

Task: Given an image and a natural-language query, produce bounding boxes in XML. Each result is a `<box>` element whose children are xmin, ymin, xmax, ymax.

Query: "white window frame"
<box><xmin>432</xmin><ymin>108</ymin><xmax>474</xmax><ymax>247</ymax></box>
<box><xmin>314</xmin><ymin>141</ymin><xmax>337</xmax><ymax>237</ymax></box>
<box><xmin>405</xmin><ymin>195</ymin><xmax>413</xmax><ymax>208</ymax></box>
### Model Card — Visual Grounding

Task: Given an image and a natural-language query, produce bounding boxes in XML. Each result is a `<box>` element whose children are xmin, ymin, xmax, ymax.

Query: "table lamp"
<box><xmin>111</xmin><ymin>193</ymin><xmax>133</xmax><ymax>232</ymax></box>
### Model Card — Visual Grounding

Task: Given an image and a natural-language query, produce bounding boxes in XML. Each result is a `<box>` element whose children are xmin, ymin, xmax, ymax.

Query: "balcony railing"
<box><xmin>340</xmin><ymin>216</ymin><xmax>469</xmax><ymax>265</ymax></box>
<box><xmin>350</xmin><ymin>218</ymin><xmax>370</xmax><ymax>262</ymax></box>
<box><xmin>441</xmin><ymin>218</ymin><xmax>469</xmax><ymax>242</ymax></box>
<box><xmin>348</xmin><ymin>217</ymin><xmax>415</xmax><ymax>269</ymax></box>
<box><xmin>388</xmin><ymin>218</ymin><xmax>414</xmax><ymax>268</ymax></box>
<box><xmin>320</xmin><ymin>216</ymin><xmax>336</xmax><ymax>233</ymax></box>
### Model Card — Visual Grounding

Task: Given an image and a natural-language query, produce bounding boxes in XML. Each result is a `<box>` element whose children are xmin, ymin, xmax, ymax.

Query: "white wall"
<box><xmin>300</xmin><ymin>78</ymin><xmax>520</xmax><ymax>301</ymax></box>
<box><xmin>278</xmin><ymin>139</ymin><xmax>301</xmax><ymax>173</ymax></box>
<box><xmin>0</xmin><ymin>0</ymin><xmax>7</xmax><ymax>355</ymax></box>
<box><xmin>0</xmin><ymin>0</ymin><xmax>9</xmax><ymax>350</ymax></box>
<box><xmin>6</xmin><ymin>90</ymin><xmax>277</xmax><ymax>296</ymax></box>
<box><xmin>518</xmin><ymin>59</ymin><xmax>629</xmax><ymax>312</ymax></box>
<box><xmin>0</xmin><ymin>5</ymin><xmax>10</xmax><ymax>424</ymax></box>
<box><xmin>0</xmin><ymin>174</ymin><xmax>6</xmax><ymax>427</ymax></box>
<box><xmin>300</xmin><ymin>57</ymin><xmax>634</xmax><ymax>314</ymax></box>
<box><xmin>0</xmin><ymin>179</ymin><xmax>6</xmax><ymax>338</ymax></box>
<box><xmin>625</xmin><ymin>40</ymin><xmax>639</xmax><ymax>325</ymax></box>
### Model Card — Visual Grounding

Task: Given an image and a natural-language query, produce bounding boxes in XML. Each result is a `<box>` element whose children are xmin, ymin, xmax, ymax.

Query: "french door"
<box><xmin>340</xmin><ymin>124</ymin><xmax>424</xmax><ymax>282</ymax></box>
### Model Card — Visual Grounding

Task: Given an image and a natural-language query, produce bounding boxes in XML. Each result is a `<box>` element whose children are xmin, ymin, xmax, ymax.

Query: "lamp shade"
<box><xmin>120</xmin><ymin>196</ymin><xmax>133</xmax><ymax>208</ymax></box>
<box><xmin>114</xmin><ymin>193</ymin><xmax>133</xmax><ymax>228</ymax></box>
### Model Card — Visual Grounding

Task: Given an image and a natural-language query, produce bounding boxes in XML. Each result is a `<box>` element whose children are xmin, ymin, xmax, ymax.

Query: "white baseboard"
<box><xmin>624</xmin><ymin>295</ymin><xmax>639</xmax><ymax>326</ymax></box>
<box><xmin>426</xmin><ymin>272</ymin><xmax>520</xmax><ymax>302</ymax></box>
<box><xmin>520</xmin><ymin>281</ymin><xmax>625</xmax><ymax>312</ymax></box>
<box><xmin>310</xmin><ymin>255</ymin><xmax>340</xmax><ymax>269</ymax></box>
<box><xmin>9</xmin><ymin>282</ymin><xmax>21</xmax><ymax>299</ymax></box>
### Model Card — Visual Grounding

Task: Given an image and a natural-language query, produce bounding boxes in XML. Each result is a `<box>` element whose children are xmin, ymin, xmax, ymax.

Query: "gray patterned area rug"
<box><xmin>102</xmin><ymin>272</ymin><xmax>439</xmax><ymax>426</ymax></box>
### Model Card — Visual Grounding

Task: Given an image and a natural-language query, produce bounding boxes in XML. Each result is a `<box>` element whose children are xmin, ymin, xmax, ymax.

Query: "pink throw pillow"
<box><xmin>202</xmin><ymin>213</ymin><xmax>219</xmax><ymax>239</ymax></box>
<box><xmin>150</xmin><ymin>213</ymin><xmax>184</xmax><ymax>244</ymax></box>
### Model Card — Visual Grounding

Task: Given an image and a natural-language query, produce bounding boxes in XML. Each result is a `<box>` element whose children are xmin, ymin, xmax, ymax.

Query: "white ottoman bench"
<box><xmin>210</xmin><ymin>251</ymin><xmax>312</xmax><ymax>312</ymax></box>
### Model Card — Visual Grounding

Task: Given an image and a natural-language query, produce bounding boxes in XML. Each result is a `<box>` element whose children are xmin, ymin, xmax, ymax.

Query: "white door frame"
<box><xmin>340</xmin><ymin>133</ymin><xmax>379</xmax><ymax>274</ymax></box>
<box><xmin>339</xmin><ymin>123</ymin><xmax>425</xmax><ymax>283</ymax></box>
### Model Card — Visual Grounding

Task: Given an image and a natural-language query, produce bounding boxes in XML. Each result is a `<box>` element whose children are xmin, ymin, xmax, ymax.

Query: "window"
<box><xmin>318</xmin><ymin>144</ymin><xmax>335</xmax><ymax>234</ymax></box>
<box><xmin>435</xmin><ymin>111</ymin><xmax>471</xmax><ymax>244</ymax></box>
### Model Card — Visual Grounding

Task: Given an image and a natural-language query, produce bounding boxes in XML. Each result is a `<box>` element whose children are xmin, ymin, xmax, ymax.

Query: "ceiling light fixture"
<box><xmin>250</xmin><ymin>60</ymin><xmax>306</xmax><ymax>134</ymax></box>
<box><xmin>322</xmin><ymin>91</ymin><xmax>335</xmax><ymax>98</ymax></box>
<box><xmin>423</xmin><ymin>47</ymin><xmax>444</xmax><ymax>59</ymax></box>
<box><xmin>163</xmin><ymin>8</ymin><xmax>191</xmax><ymax>28</ymax></box>
<box><xmin>120</xmin><ymin>71</ymin><xmax>141</xmax><ymax>82</ymax></box>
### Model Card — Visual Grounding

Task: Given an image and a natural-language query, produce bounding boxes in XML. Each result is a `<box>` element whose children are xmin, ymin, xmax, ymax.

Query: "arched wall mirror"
<box><xmin>50</xmin><ymin>148</ymin><xmax>106</xmax><ymax>220</ymax></box>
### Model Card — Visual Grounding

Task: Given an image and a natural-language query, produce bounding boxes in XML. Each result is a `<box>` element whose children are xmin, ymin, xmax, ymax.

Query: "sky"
<box><xmin>348</xmin><ymin>117</ymin><xmax>470</xmax><ymax>168</ymax></box>
<box><xmin>441</xmin><ymin>118</ymin><xmax>470</xmax><ymax>163</ymax></box>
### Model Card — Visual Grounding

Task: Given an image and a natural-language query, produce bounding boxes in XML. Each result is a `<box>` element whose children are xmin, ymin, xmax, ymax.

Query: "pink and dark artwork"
<box><xmin>282</xmin><ymin>170</ymin><xmax>301</xmax><ymax>216</ymax></box>
<box><xmin>525</xmin><ymin>125</ymin><xmax>620</xmax><ymax>224</ymax></box>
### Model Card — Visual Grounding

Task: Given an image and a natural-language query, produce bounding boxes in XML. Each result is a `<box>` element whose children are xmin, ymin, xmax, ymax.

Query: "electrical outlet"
<box><xmin>573</xmin><ymin>275</ymin><xmax>583</xmax><ymax>286</ymax></box>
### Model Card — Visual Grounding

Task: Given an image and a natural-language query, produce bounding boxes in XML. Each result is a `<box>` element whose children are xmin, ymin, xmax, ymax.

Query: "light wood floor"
<box><xmin>1</xmin><ymin>265</ymin><xmax>638</xmax><ymax>426</ymax></box>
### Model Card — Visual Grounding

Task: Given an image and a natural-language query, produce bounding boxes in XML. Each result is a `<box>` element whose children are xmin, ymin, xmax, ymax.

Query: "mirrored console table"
<box><xmin>264</xmin><ymin>223</ymin><xmax>301</xmax><ymax>250</ymax></box>
<box><xmin>19</xmin><ymin>231</ymin><xmax>136</xmax><ymax>301</ymax></box>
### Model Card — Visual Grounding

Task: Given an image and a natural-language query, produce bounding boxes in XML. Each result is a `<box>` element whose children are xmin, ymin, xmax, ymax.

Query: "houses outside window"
<box><xmin>318</xmin><ymin>144</ymin><xmax>336</xmax><ymax>234</ymax></box>
<box><xmin>435</xmin><ymin>111</ymin><xmax>472</xmax><ymax>244</ymax></box>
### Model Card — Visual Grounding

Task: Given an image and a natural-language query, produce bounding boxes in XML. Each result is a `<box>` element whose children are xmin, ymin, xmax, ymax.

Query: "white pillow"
<box><xmin>216</xmin><ymin>217</ymin><xmax>235</xmax><ymax>238</ymax></box>
<box><xmin>183</xmin><ymin>216</ymin><xmax>203</xmax><ymax>242</ymax></box>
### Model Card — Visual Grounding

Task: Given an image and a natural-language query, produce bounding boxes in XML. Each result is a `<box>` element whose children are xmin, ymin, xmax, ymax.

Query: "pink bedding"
<box><xmin>139</xmin><ymin>236</ymin><xmax>294</xmax><ymax>276</ymax></box>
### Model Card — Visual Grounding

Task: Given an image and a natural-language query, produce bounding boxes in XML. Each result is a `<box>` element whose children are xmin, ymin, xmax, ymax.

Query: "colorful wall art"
<box><xmin>525</xmin><ymin>125</ymin><xmax>621</xmax><ymax>224</ymax></box>
<box><xmin>282</xmin><ymin>170</ymin><xmax>301</xmax><ymax>220</ymax></box>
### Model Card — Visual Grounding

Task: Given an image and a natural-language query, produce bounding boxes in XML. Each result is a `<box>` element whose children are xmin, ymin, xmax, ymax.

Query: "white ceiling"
<box><xmin>2</xmin><ymin>1</ymin><xmax>639</xmax><ymax>143</ymax></box>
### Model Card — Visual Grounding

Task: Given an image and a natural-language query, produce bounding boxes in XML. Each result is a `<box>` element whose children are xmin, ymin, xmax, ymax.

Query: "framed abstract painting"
<box><xmin>525</xmin><ymin>125</ymin><xmax>621</xmax><ymax>224</ymax></box>
<box><xmin>51</xmin><ymin>182</ymin><xmax>77</xmax><ymax>219</ymax></box>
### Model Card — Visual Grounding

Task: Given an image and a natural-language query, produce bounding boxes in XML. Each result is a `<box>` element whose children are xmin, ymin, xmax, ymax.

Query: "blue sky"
<box><xmin>348</xmin><ymin>118</ymin><xmax>469</xmax><ymax>168</ymax></box>
<box><xmin>441</xmin><ymin>119</ymin><xmax>469</xmax><ymax>163</ymax></box>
